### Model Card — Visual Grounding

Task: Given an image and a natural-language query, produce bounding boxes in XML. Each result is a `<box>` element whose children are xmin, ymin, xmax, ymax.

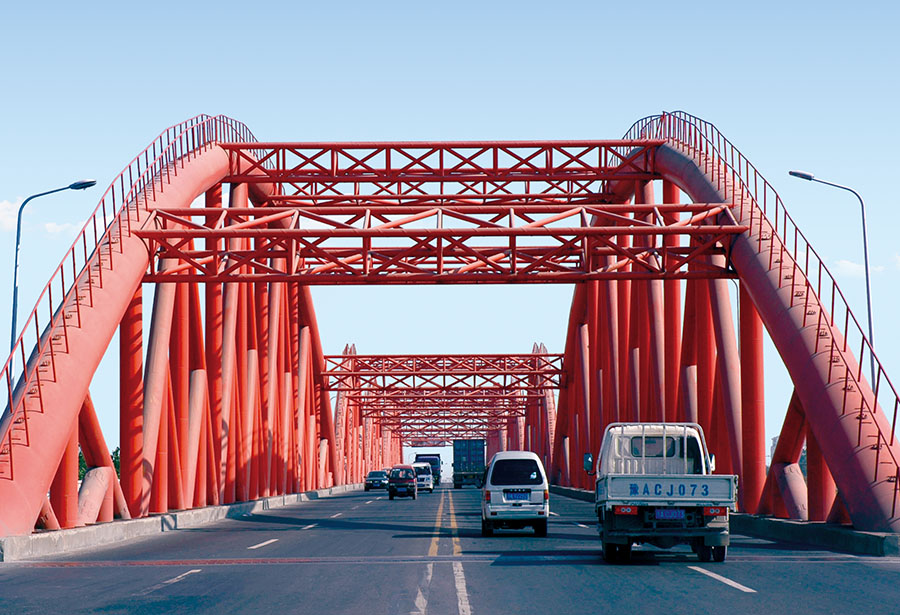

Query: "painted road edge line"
<box><xmin>247</xmin><ymin>539</ymin><xmax>279</xmax><ymax>550</ymax></box>
<box><xmin>688</xmin><ymin>566</ymin><xmax>757</xmax><ymax>593</ymax></box>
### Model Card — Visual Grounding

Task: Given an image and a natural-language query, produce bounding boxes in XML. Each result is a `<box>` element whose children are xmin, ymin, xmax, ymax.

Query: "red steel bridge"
<box><xmin>2</xmin><ymin>112</ymin><xmax>899</xmax><ymax>537</ymax></box>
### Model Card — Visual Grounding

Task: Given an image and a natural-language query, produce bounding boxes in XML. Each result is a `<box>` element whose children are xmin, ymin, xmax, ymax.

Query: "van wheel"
<box><xmin>481</xmin><ymin>519</ymin><xmax>493</xmax><ymax>537</ymax></box>
<box><xmin>712</xmin><ymin>546</ymin><xmax>727</xmax><ymax>562</ymax></box>
<box><xmin>697</xmin><ymin>545</ymin><xmax>712</xmax><ymax>562</ymax></box>
<box><xmin>412</xmin><ymin>492</ymin><xmax>417</xmax><ymax>500</ymax></box>
<box><xmin>534</xmin><ymin>519</ymin><xmax>548</xmax><ymax>537</ymax></box>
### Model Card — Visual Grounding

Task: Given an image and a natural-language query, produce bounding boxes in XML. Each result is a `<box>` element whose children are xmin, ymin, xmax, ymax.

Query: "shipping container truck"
<box><xmin>452</xmin><ymin>439</ymin><xmax>486</xmax><ymax>488</ymax></box>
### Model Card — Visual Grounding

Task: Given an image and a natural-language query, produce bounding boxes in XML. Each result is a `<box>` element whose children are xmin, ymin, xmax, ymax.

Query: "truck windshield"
<box><xmin>489</xmin><ymin>459</ymin><xmax>542</xmax><ymax>485</ymax></box>
<box><xmin>415</xmin><ymin>466</ymin><xmax>431</xmax><ymax>476</ymax></box>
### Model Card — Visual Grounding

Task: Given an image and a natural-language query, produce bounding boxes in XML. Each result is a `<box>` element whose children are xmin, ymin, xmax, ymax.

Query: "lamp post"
<box><xmin>789</xmin><ymin>170</ymin><xmax>875</xmax><ymax>383</ymax></box>
<box><xmin>10</xmin><ymin>180</ymin><xmax>97</xmax><ymax>353</ymax></box>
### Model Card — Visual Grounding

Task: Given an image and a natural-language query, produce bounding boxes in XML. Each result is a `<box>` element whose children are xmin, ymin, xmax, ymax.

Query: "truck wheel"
<box><xmin>619</xmin><ymin>542</ymin><xmax>632</xmax><ymax>562</ymax></box>
<box><xmin>481</xmin><ymin>519</ymin><xmax>493</xmax><ymax>537</ymax></box>
<box><xmin>697</xmin><ymin>545</ymin><xmax>712</xmax><ymax>562</ymax></box>
<box><xmin>454</xmin><ymin>483</ymin><xmax>461</xmax><ymax>489</ymax></box>
<box><xmin>602</xmin><ymin>542</ymin><xmax>618</xmax><ymax>563</ymax></box>
<box><xmin>712</xmin><ymin>545</ymin><xmax>727</xmax><ymax>562</ymax></box>
<box><xmin>389</xmin><ymin>493</ymin><xmax>394</xmax><ymax>501</ymax></box>
<box><xmin>534</xmin><ymin>519</ymin><xmax>548</xmax><ymax>537</ymax></box>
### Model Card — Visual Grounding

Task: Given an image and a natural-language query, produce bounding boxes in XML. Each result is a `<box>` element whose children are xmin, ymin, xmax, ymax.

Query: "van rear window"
<box><xmin>489</xmin><ymin>459</ymin><xmax>542</xmax><ymax>485</ymax></box>
<box><xmin>630</xmin><ymin>436</ymin><xmax>677</xmax><ymax>458</ymax></box>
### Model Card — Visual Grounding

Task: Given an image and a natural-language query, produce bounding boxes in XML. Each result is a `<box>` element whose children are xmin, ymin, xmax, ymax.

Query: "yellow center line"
<box><xmin>448</xmin><ymin>490</ymin><xmax>461</xmax><ymax>556</ymax></box>
<box><xmin>428</xmin><ymin>489</ymin><xmax>446</xmax><ymax>557</ymax></box>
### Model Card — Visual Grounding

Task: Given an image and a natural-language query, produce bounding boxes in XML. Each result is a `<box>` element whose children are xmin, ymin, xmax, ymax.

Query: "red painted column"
<box><xmin>171</xmin><ymin>280</ymin><xmax>190</xmax><ymax>503</ymax></box>
<box><xmin>50</xmin><ymin>427</ymin><xmax>80</xmax><ymax>528</ymax></box>
<box><xmin>678</xmin><ymin>280</ymin><xmax>699</xmax><ymax>423</ymax></box>
<box><xmin>695</xmin><ymin>280</ymin><xmax>715</xmax><ymax>438</ymax></box>
<box><xmin>708</xmin><ymin>262</ymin><xmax>743</xmax><ymax>504</ymax></box>
<box><xmin>662</xmin><ymin>181</ymin><xmax>682</xmax><ymax>420</ymax></box>
<box><xmin>150</xmin><ymin>372</ymin><xmax>169</xmax><ymax>514</ymax></box>
<box><xmin>807</xmin><ymin>426</ymin><xmax>837</xmax><ymax>521</ymax></box>
<box><xmin>120</xmin><ymin>286</ymin><xmax>144</xmax><ymax>517</ymax></box>
<box><xmin>739</xmin><ymin>284</ymin><xmax>766</xmax><ymax>514</ymax></box>
<box><xmin>205</xmin><ymin>185</ymin><xmax>224</xmax><ymax>504</ymax></box>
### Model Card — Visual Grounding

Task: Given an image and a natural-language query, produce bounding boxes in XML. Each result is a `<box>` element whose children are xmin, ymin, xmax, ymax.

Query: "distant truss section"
<box><xmin>325</xmin><ymin>352</ymin><xmax>562</xmax><ymax>441</ymax></box>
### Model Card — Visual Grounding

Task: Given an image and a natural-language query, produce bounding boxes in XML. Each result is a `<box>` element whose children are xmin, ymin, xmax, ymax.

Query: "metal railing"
<box><xmin>625</xmin><ymin>111</ymin><xmax>900</xmax><ymax>510</ymax></box>
<box><xmin>0</xmin><ymin>115</ymin><xmax>263</xmax><ymax>480</ymax></box>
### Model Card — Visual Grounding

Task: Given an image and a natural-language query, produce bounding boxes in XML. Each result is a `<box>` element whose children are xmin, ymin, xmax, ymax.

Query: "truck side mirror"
<box><xmin>583</xmin><ymin>452</ymin><xmax>595</xmax><ymax>475</ymax></box>
<box><xmin>708</xmin><ymin>454</ymin><xmax>716</xmax><ymax>473</ymax></box>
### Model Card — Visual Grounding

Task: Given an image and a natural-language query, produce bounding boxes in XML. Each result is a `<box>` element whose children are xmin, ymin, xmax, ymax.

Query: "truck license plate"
<box><xmin>655</xmin><ymin>508</ymin><xmax>685</xmax><ymax>520</ymax></box>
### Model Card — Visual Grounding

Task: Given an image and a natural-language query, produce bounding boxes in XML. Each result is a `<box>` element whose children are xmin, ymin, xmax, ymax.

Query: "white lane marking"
<box><xmin>366</xmin><ymin>500</ymin><xmax>374</xmax><ymax>504</ymax></box>
<box><xmin>549</xmin><ymin>511</ymin><xmax>559</xmax><ymax>517</ymax></box>
<box><xmin>301</xmin><ymin>523</ymin><xmax>317</xmax><ymax>530</ymax></box>
<box><xmin>452</xmin><ymin>561</ymin><xmax>472</xmax><ymax>615</ymax></box>
<box><xmin>574</xmin><ymin>523</ymin><xmax>590</xmax><ymax>529</ymax></box>
<box><xmin>410</xmin><ymin>562</ymin><xmax>434</xmax><ymax>615</ymax></box>
<box><xmin>330</xmin><ymin>512</ymin><xmax>343</xmax><ymax>518</ymax></box>
<box><xmin>134</xmin><ymin>569</ymin><xmax>201</xmax><ymax>596</ymax></box>
<box><xmin>688</xmin><ymin>566</ymin><xmax>757</xmax><ymax>593</ymax></box>
<box><xmin>247</xmin><ymin>539</ymin><xmax>279</xmax><ymax>550</ymax></box>
<box><xmin>352</xmin><ymin>505</ymin><xmax>360</xmax><ymax>510</ymax></box>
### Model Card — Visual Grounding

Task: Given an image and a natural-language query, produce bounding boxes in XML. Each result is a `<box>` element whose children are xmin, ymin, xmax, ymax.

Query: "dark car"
<box><xmin>365</xmin><ymin>470</ymin><xmax>389</xmax><ymax>491</ymax></box>
<box><xmin>388</xmin><ymin>465</ymin><xmax>418</xmax><ymax>500</ymax></box>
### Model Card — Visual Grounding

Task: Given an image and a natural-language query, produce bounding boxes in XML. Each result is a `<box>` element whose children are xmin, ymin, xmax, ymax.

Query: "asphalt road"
<box><xmin>1</xmin><ymin>486</ymin><xmax>898</xmax><ymax>614</ymax></box>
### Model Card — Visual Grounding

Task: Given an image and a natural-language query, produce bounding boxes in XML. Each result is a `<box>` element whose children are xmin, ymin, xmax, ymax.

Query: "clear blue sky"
<box><xmin>2</xmin><ymin>1</ymin><xmax>898</xmax><ymax>460</ymax></box>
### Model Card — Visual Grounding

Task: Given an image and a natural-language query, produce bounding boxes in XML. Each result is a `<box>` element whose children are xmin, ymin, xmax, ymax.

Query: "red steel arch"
<box><xmin>2</xmin><ymin>112</ymin><xmax>899</xmax><ymax>537</ymax></box>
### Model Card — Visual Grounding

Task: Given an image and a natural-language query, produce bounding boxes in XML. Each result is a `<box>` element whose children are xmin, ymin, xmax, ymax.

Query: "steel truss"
<box><xmin>3</xmin><ymin>114</ymin><xmax>900</xmax><ymax>538</ymax></box>
<box><xmin>325</xmin><ymin>352</ymin><xmax>562</xmax><ymax>442</ymax></box>
<box><xmin>137</xmin><ymin>204</ymin><xmax>743</xmax><ymax>284</ymax></box>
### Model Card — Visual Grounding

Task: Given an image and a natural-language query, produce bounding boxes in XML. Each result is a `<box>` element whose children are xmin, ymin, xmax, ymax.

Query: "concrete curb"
<box><xmin>0</xmin><ymin>484</ymin><xmax>362</xmax><ymax>562</ymax></box>
<box><xmin>549</xmin><ymin>485</ymin><xmax>900</xmax><ymax>557</ymax></box>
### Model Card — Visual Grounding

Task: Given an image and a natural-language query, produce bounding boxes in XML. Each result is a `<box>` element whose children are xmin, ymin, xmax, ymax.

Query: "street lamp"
<box><xmin>9</xmin><ymin>180</ymin><xmax>97</xmax><ymax>353</ymax></box>
<box><xmin>789</xmin><ymin>170</ymin><xmax>875</xmax><ymax>383</ymax></box>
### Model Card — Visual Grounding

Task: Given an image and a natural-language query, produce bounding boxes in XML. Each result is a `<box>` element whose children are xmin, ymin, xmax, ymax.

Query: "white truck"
<box><xmin>583</xmin><ymin>422</ymin><xmax>737</xmax><ymax>563</ymax></box>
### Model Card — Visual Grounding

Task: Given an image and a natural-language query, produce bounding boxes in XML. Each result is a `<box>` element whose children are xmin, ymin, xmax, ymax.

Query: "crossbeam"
<box><xmin>137</xmin><ymin>204</ymin><xmax>743</xmax><ymax>284</ymax></box>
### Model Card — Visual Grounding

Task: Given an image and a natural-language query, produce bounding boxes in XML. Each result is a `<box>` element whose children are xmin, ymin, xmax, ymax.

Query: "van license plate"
<box><xmin>506</xmin><ymin>492</ymin><xmax>529</xmax><ymax>501</ymax></box>
<box><xmin>655</xmin><ymin>508</ymin><xmax>685</xmax><ymax>520</ymax></box>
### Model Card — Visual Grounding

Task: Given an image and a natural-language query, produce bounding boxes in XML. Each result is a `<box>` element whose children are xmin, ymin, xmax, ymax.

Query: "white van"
<box><xmin>481</xmin><ymin>451</ymin><xmax>549</xmax><ymax>537</ymax></box>
<box><xmin>412</xmin><ymin>462</ymin><xmax>434</xmax><ymax>493</ymax></box>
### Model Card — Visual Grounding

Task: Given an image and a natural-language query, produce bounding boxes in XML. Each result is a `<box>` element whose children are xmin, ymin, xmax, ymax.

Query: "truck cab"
<box><xmin>585</xmin><ymin>423</ymin><xmax>737</xmax><ymax>563</ymax></box>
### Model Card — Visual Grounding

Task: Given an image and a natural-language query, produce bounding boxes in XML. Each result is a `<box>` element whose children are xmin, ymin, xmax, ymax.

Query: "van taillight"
<box><xmin>484</xmin><ymin>491</ymin><xmax>491</xmax><ymax>502</ymax></box>
<box><xmin>543</xmin><ymin>489</ymin><xmax>549</xmax><ymax>501</ymax></box>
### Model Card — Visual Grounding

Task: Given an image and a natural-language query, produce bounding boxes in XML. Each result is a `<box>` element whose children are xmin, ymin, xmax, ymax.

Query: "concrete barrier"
<box><xmin>0</xmin><ymin>484</ymin><xmax>362</xmax><ymax>562</ymax></box>
<box><xmin>549</xmin><ymin>484</ymin><xmax>900</xmax><ymax>557</ymax></box>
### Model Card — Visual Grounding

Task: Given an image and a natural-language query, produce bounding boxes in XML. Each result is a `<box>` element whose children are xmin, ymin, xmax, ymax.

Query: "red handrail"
<box><xmin>0</xmin><ymin>115</ymin><xmax>263</xmax><ymax>479</ymax></box>
<box><xmin>625</xmin><ymin>111</ymin><xmax>900</xmax><ymax>500</ymax></box>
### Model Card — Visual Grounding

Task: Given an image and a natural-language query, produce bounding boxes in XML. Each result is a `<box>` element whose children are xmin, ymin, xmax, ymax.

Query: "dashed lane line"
<box><xmin>247</xmin><ymin>539</ymin><xmax>278</xmax><ymax>550</ymax></box>
<box><xmin>133</xmin><ymin>569</ymin><xmax>201</xmax><ymax>596</ymax></box>
<box><xmin>448</xmin><ymin>491</ymin><xmax>472</xmax><ymax>614</ymax></box>
<box><xmin>688</xmin><ymin>566</ymin><xmax>757</xmax><ymax>593</ymax></box>
<box><xmin>301</xmin><ymin>523</ymin><xmax>317</xmax><ymax>530</ymax></box>
<box><xmin>330</xmin><ymin>512</ymin><xmax>343</xmax><ymax>518</ymax></box>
